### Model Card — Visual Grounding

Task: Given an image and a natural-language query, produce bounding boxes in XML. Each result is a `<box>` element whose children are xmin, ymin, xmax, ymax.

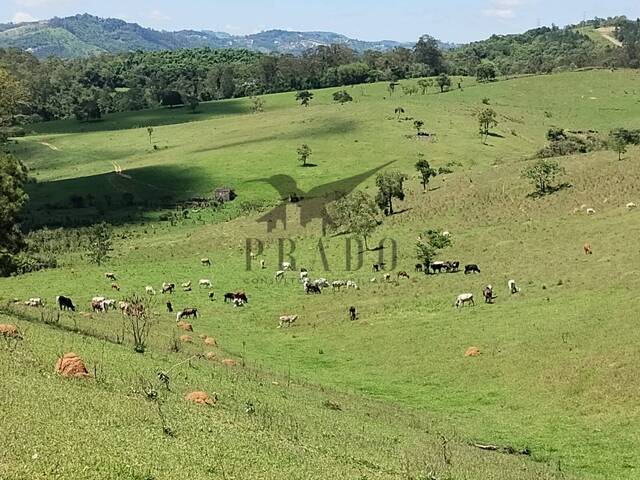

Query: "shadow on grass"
<box><xmin>24</xmin><ymin>164</ymin><xmax>216</xmax><ymax>229</ymax></box>
<box><xmin>526</xmin><ymin>183</ymin><xmax>573</xmax><ymax>198</ymax></box>
<box><xmin>29</xmin><ymin>100</ymin><xmax>250</xmax><ymax>135</ymax></box>
<box><xmin>190</xmin><ymin>119</ymin><xmax>358</xmax><ymax>155</ymax></box>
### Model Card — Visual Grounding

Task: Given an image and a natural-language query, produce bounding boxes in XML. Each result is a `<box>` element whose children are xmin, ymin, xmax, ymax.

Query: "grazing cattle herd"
<box><xmin>22</xmin><ymin>221</ymin><xmax>619</xmax><ymax>334</ymax></box>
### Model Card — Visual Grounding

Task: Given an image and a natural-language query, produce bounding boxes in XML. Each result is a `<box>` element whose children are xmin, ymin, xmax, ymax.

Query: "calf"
<box><xmin>57</xmin><ymin>295</ymin><xmax>76</xmax><ymax>312</ymax></box>
<box><xmin>105</xmin><ymin>272</ymin><xmax>117</xmax><ymax>281</ymax></box>
<box><xmin>275</xmin><ymin>270</ymin><xmax>285</xmax><ymax>281</ymax></box>
<box><xmin>372</xmin><ymin>263</ymin><xmax>386</xmax><ymax>272</ymax></box>
<box><xmin>162</xmin><ymin>283</ymin><xmax>175</xmax><ymax>294</ymax></box>
<box><xmin>278</xmin><ymin>315</ymin><xmax>298</xmax><ymax>328</ymax></box>
<box><xmin>508</xmin><ymin>280</ymin><xmax>519</xmax><ymax>295</ymax></box>
<box><xmin>145</xmin><ymin>286</ymin><xmax>156</xmax><ymax>295</ymax></box>
<box><xmin>199</xmin><ymin>279</ymin><xmax>212</xmax><ymax>288</ymax></box>
<box><xmin>397</xmin><ymin>271</ymin><xmax>410</xmax><ymax>280</ymax></box>
<box><xmin>201</xmin><ymin>258</ymin><xmax>211</xmax><ymax>267</ymax></box>
<box><xmin>415</xmin><ymin>263</ymin><xmax>424</xmax><ymax>273</ymax></box>
<box><xmin>111</xmin><ymin>283</ymin><xmax>120</xmax><ymax>291</ymax></box>
<box><xmin>584</xmin><ymin>243</ymin><xmax>593</xmax><ymax>255</ymax></box>
<box><xmin>464</xmin><ymin>264</ymin><xmax>481</xmax><ymax>274</ymax></box>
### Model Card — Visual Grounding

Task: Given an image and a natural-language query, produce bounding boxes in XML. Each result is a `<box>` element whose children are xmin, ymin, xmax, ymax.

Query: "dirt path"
<box><xmin>39</xmin><ymin>142</ymin><xmax>59</xmax><ymax>151</ymax></box>
<box><xmin>596</xmin><ymin>27</ymin><xmax>623</xmax><ymax>47</ymax></box>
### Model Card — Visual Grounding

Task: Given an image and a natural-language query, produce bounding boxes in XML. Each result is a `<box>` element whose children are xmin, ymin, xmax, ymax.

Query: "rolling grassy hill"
<box><xmin>2</xmin><ymin>69</ymin><xmax>640</xmax><ymax>479</ymax></box>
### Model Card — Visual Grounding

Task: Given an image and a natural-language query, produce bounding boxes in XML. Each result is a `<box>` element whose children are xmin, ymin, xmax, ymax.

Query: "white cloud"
<box><xmin>12</xmin><ymin>11</ymin><xmax>38</xmax><ymax>23</ymax></box>
<box><xmin>149</xmin><ymin>9</ymin><xmax>171</xmax><ymax>22</ymax></box>
<box><xmin>482</xmin><ymin>0</ymin><xmax>525</xmax><ymax>19</ymax></box>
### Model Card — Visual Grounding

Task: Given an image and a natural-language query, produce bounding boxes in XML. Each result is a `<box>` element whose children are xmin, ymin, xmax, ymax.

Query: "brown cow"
<box><xmin>584</xmin><ymin>243</ymin><xmax>593</xmax><ymax>255</ymax></box>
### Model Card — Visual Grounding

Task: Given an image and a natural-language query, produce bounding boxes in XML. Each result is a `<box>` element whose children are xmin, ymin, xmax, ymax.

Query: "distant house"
<box><xmin>214</xmin><ymin>187</ymin><xmax>236</xmax><ymax>202</ymax></box>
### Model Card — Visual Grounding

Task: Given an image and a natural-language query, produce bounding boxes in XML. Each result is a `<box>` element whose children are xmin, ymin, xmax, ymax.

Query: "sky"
<box><xmin>2</xmin><ymin>0</ymin><xmax>640</xmax><ymax>43</ymax></box>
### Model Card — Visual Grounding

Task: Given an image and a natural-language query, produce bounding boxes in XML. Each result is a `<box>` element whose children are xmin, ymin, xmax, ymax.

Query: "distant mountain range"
<box><xmin>0</xmin><ymin>13</ymin><xmax>447</xmax><ymax>59</ymax></box>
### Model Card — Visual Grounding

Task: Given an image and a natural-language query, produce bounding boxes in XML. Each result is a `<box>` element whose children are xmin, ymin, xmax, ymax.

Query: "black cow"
<box><xmin>166</xmin><ymin>301</ymin><xmax>173</xmax><ymax>313</ymax></box>
<box><xmin>305</xmin><ymin>284</ymin><xmax>322</xmax><ymax>294</ymax></box>
<box><xmin>445</xmin><ymin>261</ymin><xmax>460</xmax><ymax>273</ymax></box>
<box><xmin>349</xmin><ymin>306</ymin><xmax>358</xmax><ymax>321</ymax></box>
<box><xmin>372</xmin><ymin>263</ymin><xmax>386</xmax><ymax>272</ymax></box>
<box><xmin>431</xmin><ymin>262</ymin><xmax>446</xmax><ymax>274</ymax></box>
<box><xmin>465</xmin><ymin>264</ymin><xmax>481</xmax><ymax>274</ymax></box>
<box><xmin>56</xmin><ymin>295</ymin><xmax>75</xmax><ymax>312</ymax></box>
<box><xmin>415</xmin><ymin>263</ymin><xmax>424</xmax><ymax>273</ymax></box>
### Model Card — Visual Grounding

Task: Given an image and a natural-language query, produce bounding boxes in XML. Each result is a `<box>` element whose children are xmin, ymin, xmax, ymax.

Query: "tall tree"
<box><xmin>328</xmin><ymin>191</ymin><xmax>379</xmax><ymax>250</ymax></box>
<box><xmin>417</xmin><ymin>78</ymin><xmax>433</xmax><ymax>95</ymax></box>
<box><xmin>0</xmin><ymin>152</ymin><xmax>28</xmax><ymax>276</ymax></box>
<box><xmin>375</xmin><ymin>170</ymin><xmax>408</xmax><ymax>215</ymax></box>
<box><xmin>478</xmin><ymin>107</ymin><xmax>498</xmax><ymax>143</ymax></box>
<box><xmin>413</xmin><ymin>35</ymin><xmax>446</xmax><ymax>74</ymax></box>
<box><xmin>609</xmin><ymin>131</ymin><xmax>628</xmax><ymax>160</ymax></box>
<box><xmin>415</xmin><ymin>155</ymin><xmax>437</xmax><ymax>191</ymax></box>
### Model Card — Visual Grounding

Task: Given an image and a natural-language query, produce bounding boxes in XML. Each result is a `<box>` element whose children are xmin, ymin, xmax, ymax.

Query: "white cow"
<box><xmin>300</xmin><ymin>271</ymin><xmax>309</xmax><ymax>282</ymax></box>
<box><xmin>627</xmin><ymin>202</ymin><xmax>637</xmax><ymax>210</ymax></box>
<box><xmin>275</xmin><ymin>270</ymin><xmax>285</xmax><ymax>281</ymax></box>
<box><xmin>455</xmin><ymin>293</ymin><xmax>475</xmax><ymax>308</ymax></box>
<box><xmin>508</xmin><ymin>280</ymin><xmax>520</xmax><ymax>294</ymax></box>
<box><xmin>346</xmin><ymin>280</ymin><xmax>359</xmax><ymax>290</ymax></box>
<box><xmin>145</xmin><ymin>286</ymin><xmax>156</xmax><ymax>295</ymax></box>
<box><xmin>278</xmin><ymin>315</ymin><xmax>298</xmax><ymax>328</ymax></box>
<box><xmin>199</xmin><ymin>279</ymin><xmax>212</xmax><ymax>288</ymax></box>
<box><xmin>586</xmin><ymin>208</ymin><xmax>596</xmax><ymax>215</ymax></box>
<box><xmin>25</xmin><ymin>298</ymin><xmax>44</xmax><ymax>307</ymax></box>
<box><xmin>282</xmin><ymin>262</ymin><xmax>292</xmax><ymax>271</ymax></box>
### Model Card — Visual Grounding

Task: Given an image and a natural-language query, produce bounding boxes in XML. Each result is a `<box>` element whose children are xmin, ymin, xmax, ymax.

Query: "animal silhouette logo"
<box><xmin>248</xmin><ymin>161</ymin><xmax>395</xmax><ymax>234</ymax></box>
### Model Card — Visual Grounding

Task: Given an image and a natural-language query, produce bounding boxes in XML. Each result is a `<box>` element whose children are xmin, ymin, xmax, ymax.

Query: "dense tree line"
<box><xmin>0</xmin><ymin>17</ymin><xmax>639</xmax><ymax>130</ymax></box>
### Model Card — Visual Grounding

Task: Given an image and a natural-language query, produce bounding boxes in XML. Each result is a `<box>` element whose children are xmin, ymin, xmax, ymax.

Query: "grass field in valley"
<box><xmin>1</xmin><ymin>69</ymin><xmax>640</xmax><ymax>479</ymax></box>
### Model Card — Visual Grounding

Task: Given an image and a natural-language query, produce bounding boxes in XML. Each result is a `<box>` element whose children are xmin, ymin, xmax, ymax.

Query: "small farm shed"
<box><xmin>214</xmin><ymin>187</ymin><xmax>237</xmax><ymax>202</ymax></box>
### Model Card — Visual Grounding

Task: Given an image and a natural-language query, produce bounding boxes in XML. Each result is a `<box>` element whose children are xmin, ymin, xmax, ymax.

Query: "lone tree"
<box><xmin>394</xmin><ymin>106</ymin><xmax>405</xmax><ymax>120</ymax></box>
<box><xmin>436</xmin><ymin>73</ymin><xmax>451</xmax><ymax>93</ymax></box>
<box><xmin>146</xmin><ymin>127</ymin><xmax>154</xmax><ymax>147</ymax></box>
<box><xmin>609</xmin><ymin>131</ymin><xmax>627</xmax><ymax>160</ymax></box>
<box><xmin>417</xmin><ymin>78</ymin><xmax>433</xmax><ymax>95</ymax></box>
<box><xmin>297</xmin><ymin>144</ymin><xmax>313</xmax><ymax>167</ymax></box>
<box><xmin>296</xmin><ymin>90</ymin><xmax>314</xmax><ymax>107</ymax></box>
<box><xmin>415</xmin><ymin>155</ymin><xmax>437</xmax><ymax>191</ymax></box>
<box><xmin>122</xmin><ymin>294</ymin><xmax>154</xmax><ymax>354</ymax></box>
<box><xmin>0</xmin><ymin>152</ymin><xmax>28</xmax><ymax>276</ymax></box>
<box><xmin>87</xmin><ymin>222</ymin><xmax>113</xmax><ymax>266</ymax></box>
<box><xmin>416</xmin><ymin>229</ymin><xmax>452</xmax><ymax>274</ymax></box>
<box><xmin>414</xmin><ymin>120</ymin><xmax>425</xmax><ymax>136</ymax></box>
<box><xmin>478</xmin><ymin>107</ymin><xmax>498</xmax><ymax>143</ymax></box>
<box><xmin>328</xmin><ymin>191</ymin><xmax>379</xmax><ymax>250</ymax></box>
<box><xmin>375</xmin><ymin>170</ymin><xmax>408</xmax><ymax>216</ymax></box>
<box><xmin>251</xmin><ymin>96</ymin><xmax>265</xmax><ymax>113</ymax></box>
<box><xmin>522</xmin><ymin>159</ymin><xmax>566</xmax><ymax>195</ymax></box>
<box><xmin>476</xmin><ymin>60</ymin><xmax>497</xmax><ymax>82</ymax></box>
<box><xmin>333</xmin><ymin>90</ymin><xmax>353</xmax><ymax>104</ymax></box>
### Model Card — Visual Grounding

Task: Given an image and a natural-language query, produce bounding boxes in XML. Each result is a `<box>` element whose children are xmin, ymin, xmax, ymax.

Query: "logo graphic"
<box><xmin>248</xmin><ymin>161</ymin><xmax>395</xmax><ymax>234</ymax></box>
